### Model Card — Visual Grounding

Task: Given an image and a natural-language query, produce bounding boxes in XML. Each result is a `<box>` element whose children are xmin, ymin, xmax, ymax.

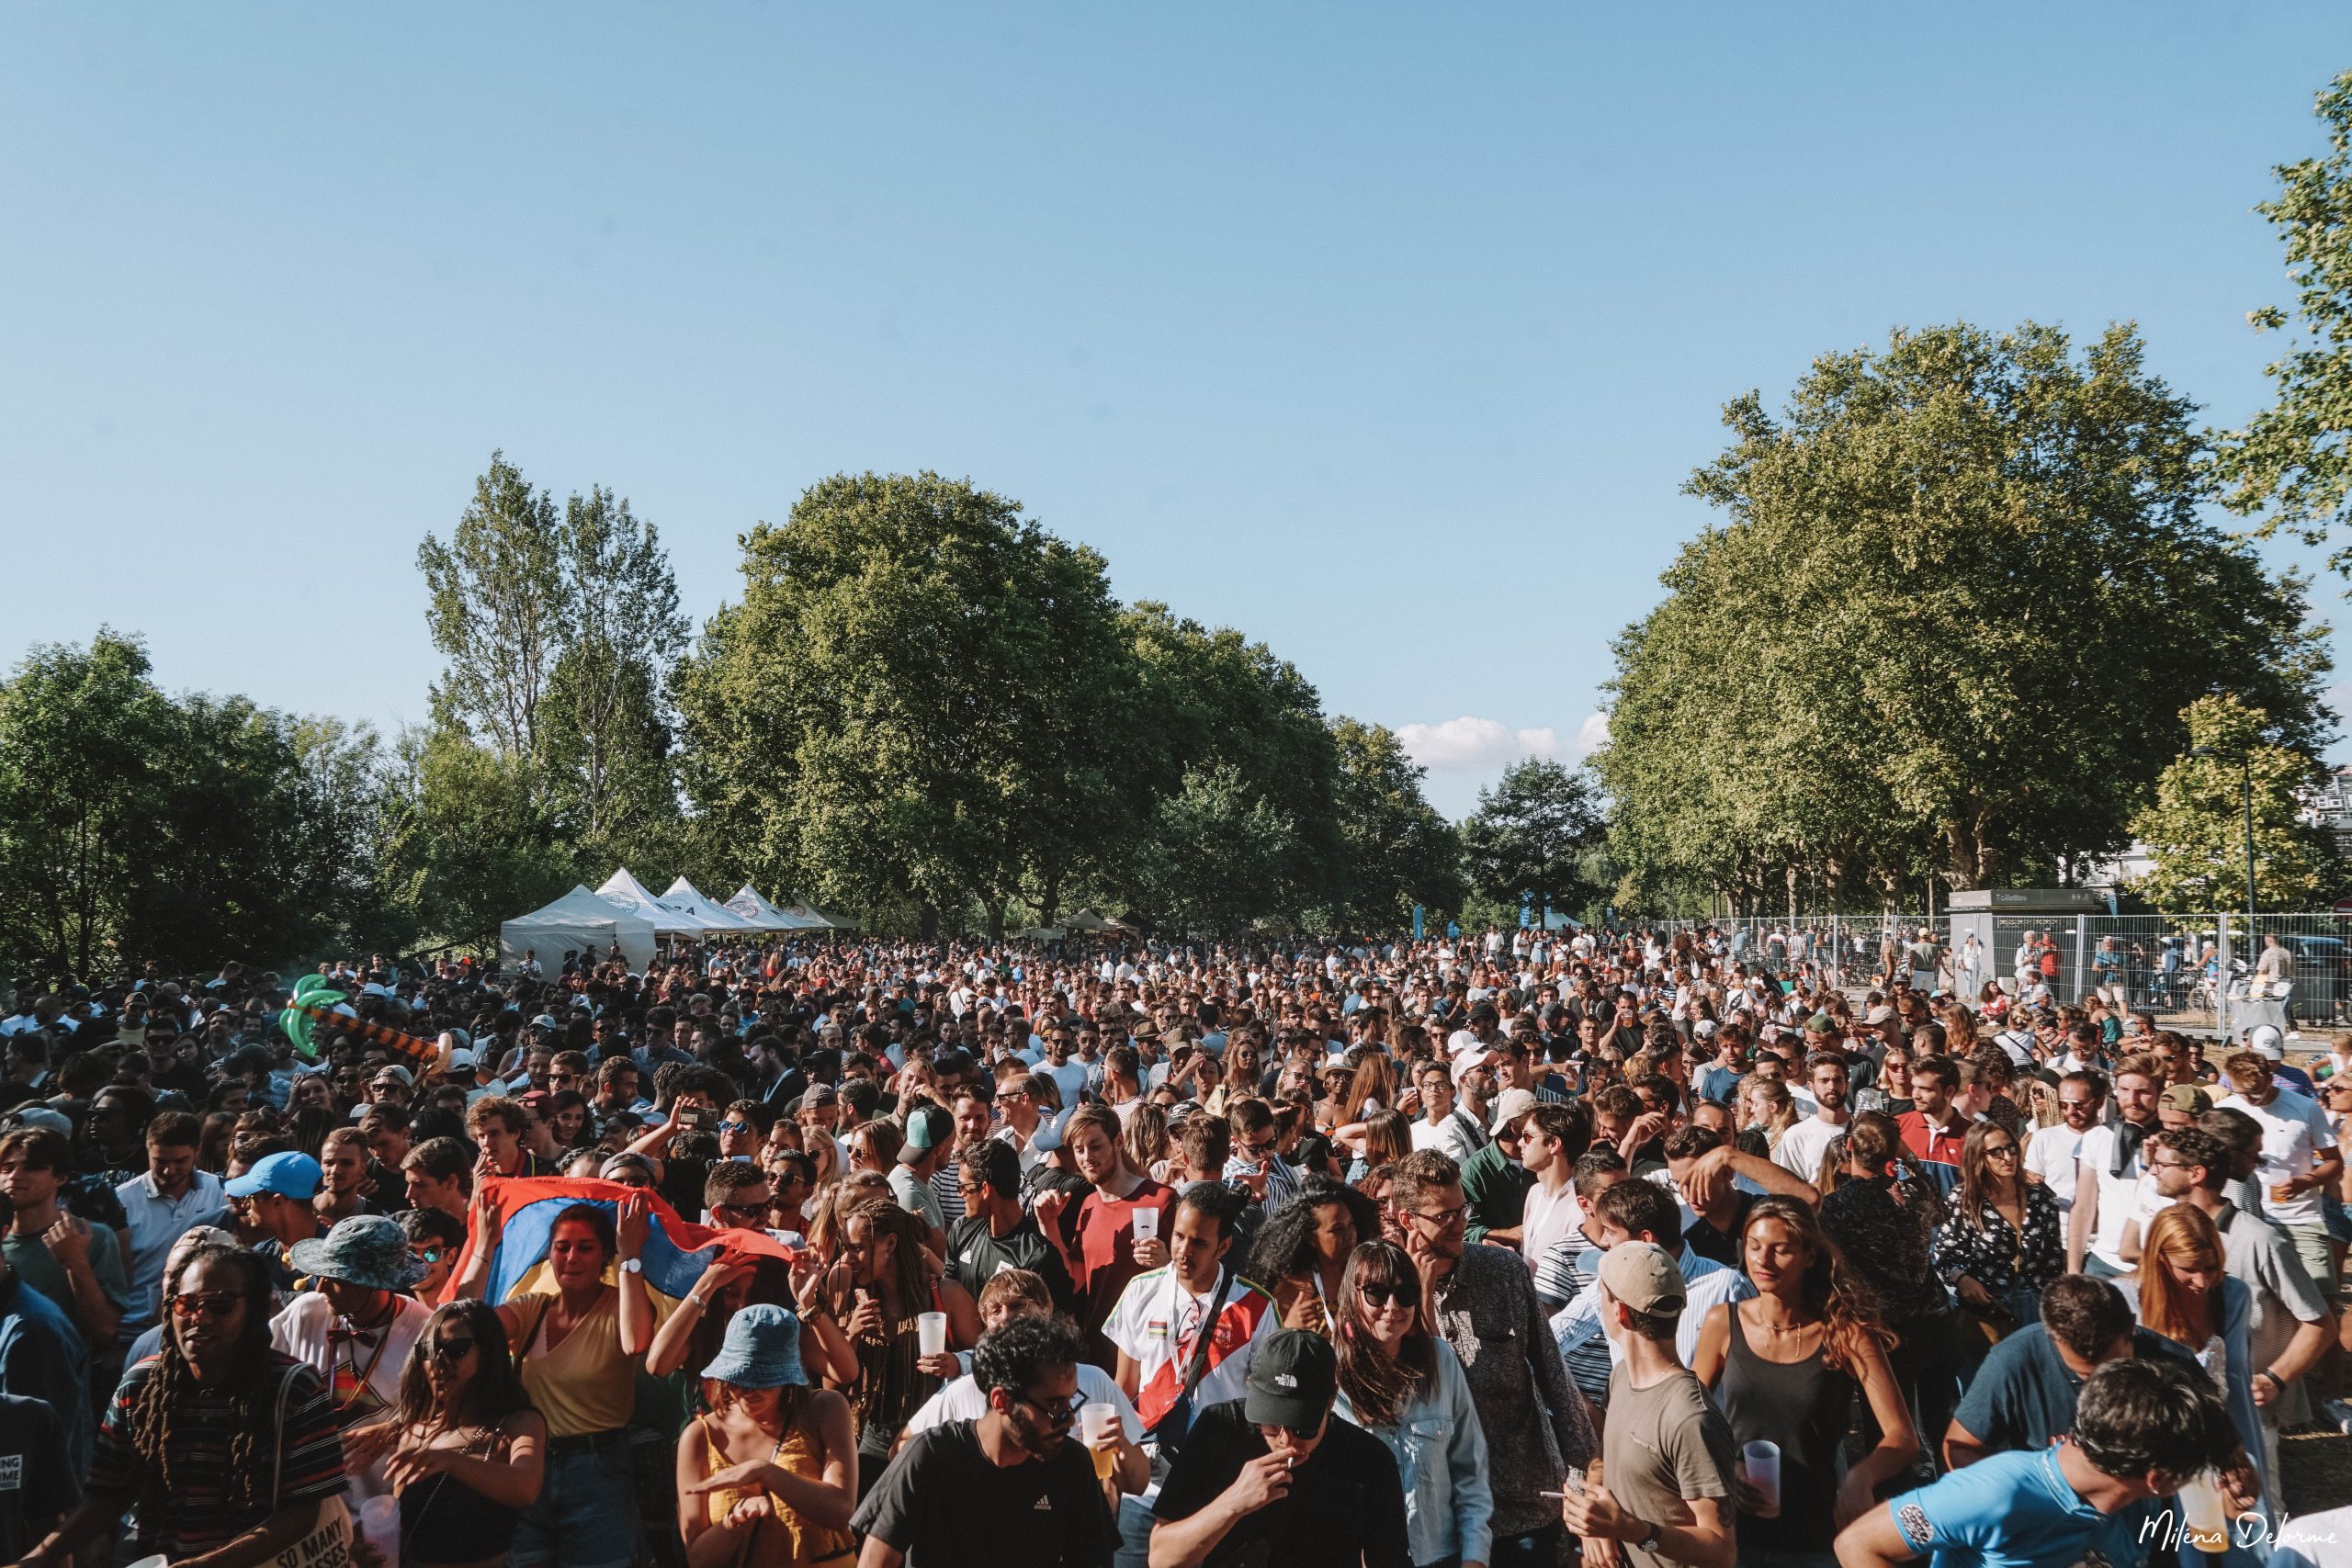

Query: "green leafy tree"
<box><xmin>1325</xmin><ymin>718</ymin><xmax>1464</xmax><ymax>930</ymax></box>
<box><xmin>0</xmin><ymin>632</ymin><xmax>178</xmax><ymax>976</ymax></box>
<box><xmin>1461</xmin><ymin>758</ymin><xmax>1604</xmax><ymax>921</ymax></box>
<box><xmin>377</xmin><ymin>728</ymin><xmax>578</xmax><ymax>952</ymax></box>
<box><xmin>1127</xmin><ymin>766</ymin><xmax>1304</xmax><ymax>935</ymax></box>
<box><xmin>2214</xmin><ymin>71</ymin><xmax>2352</xmax><ymax>576</ymax></box>
<box><xmin>1602</xmin><ymin>321</ymin><xmax>2328</xmax><ymax>910</ymax></box>
<box><xmin>418</xmin><ymin>454</ymin><xmax>567</xmax><ymax>761</ymax></box>
<box><xmin>121</xmin><ymin>700</ymin><xmax>396</xmax><ymax>968</ymax></box>
<box><xmin>675</xmin><ymin>472</ymin><xmax>1137</xmax><ymax>937</ymax></box>
<box><xmin>1108</xmin><ymin>604</ymin><xmax>1344</xmax><ymax>928</ymax></box>
<box><xmin>537</xmin><ymin>484</ymin><xmax>688</xmax><ymax>861</ymax></box>
<box><xmin>2128</xmin><ymin>695</ymin><xmax>2339</xmax><ymax>911</ymax></box>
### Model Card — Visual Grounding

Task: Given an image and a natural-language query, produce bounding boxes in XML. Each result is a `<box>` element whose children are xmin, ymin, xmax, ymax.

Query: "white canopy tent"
<box><xmin>595</xmin><ymin>869</ymin><xmax>700</xmax><ymax>937</ymax></box>
<box><xmin>727</xmin><ymin>885</ymin><xmax>830</xmax><ymax>932</ymax></box>
<box><xmin>782</xmin><ymin>898</ymin><xmax>858</xmax><ymax>932</ymax></box>
<box><xmin>501</xmin><ymin>886</ymin><xmax>661</xmax><ymax>973</ymax></box>
<box><xmin>661</xmin><ymin>876</ymin><xmax>760</xmax><ymax>935</ymax></box>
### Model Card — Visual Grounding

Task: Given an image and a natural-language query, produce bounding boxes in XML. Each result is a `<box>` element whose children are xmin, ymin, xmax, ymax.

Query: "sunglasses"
<box><xmin>169</xmin><ymin>1290</ymin><xmax>250</xmax><ymax>1319</ymax></box>
<box><xmin>413</xmin><ymin>1247</ymin><xmax>447</xmax><ymax>1266</ymax></box>
<box><xmin>718</xmin><ymin>1120</ymin><xmax>754</xmax><ymax>1134</ymax></box>
<box><xmin>1359</xmin><ymin>1280</ymin><xmax>1420</xmax><ymax>1310</ymax></box>
<box><xmin>431</xmin><ymin>1337</ymin><xmax>478</xmax><ymax>1361</ymax></box>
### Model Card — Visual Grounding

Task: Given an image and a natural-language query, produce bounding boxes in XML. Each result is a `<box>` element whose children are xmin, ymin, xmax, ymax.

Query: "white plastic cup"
<box><xmin>125</xmin><ymin>1558</ymin><xmax>171</xmax><ymax>1568</ymax></box>
<box><xmin>2178</xmin><ymin>1472</ymin><xmax>2229</xmax><ymax>1553</ymax></box>
<box><xmin>917</xmin><ymin>1310</ymin><xmax>948</xmax><ymax>1356</ymax></box>
<box><xmin>359</xmin><ymin>1493</ymin><xmax>401</xmax><ymax>1559</ymax></box>
<box><xmin>1741</xmin><ymin>1439</ymin><xmax>1781</xmax><ymax>1518</ymax></box>
<box><xmin>1132</xmin><ymin>1207</ymin><xmax>1159</xmax><ymax>1243</ymax></box>
<box><xmin>1080</xmin><ymin>1400</ymin><xmax>1118</xmax><ymax>1444</ymax></box>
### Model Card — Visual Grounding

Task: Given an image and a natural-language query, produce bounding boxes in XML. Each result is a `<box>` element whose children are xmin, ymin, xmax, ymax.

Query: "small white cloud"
<box><xmin>1396</xmin><ymin>712</ymin><xmax>1610</xmax><ymax>773</ymax></box>
<box><xmin>1398</xmin><ymin>716</ymin><xmax>1589</xmax><ymax>773</ymax></box>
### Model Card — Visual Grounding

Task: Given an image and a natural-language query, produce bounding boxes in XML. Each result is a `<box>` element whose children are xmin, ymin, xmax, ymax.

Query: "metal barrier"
<box><xmin>1637</xmin><ymin>909</ymin><xmax>2352</xmax><ymax>1038</ymax></box>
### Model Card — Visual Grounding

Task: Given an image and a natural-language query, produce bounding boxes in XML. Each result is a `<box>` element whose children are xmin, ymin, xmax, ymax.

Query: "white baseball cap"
<box><xmin>2248</xmin><ymin>1024</ymin><xmax>2285</xmax><ymax>1061</ymax></box>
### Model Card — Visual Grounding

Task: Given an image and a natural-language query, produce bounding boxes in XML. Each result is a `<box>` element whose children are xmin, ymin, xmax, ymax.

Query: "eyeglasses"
<box><xmin>718</xmin><ymin>1120</ymin><xmax>754</xmax><ymax>1135</ymax></box>
<box><xmin>1359</xmin><ymin>1280</ymin><xmax>1420</xmax><ymax>1310</ymax></box>
<box><xmin>431</xmin><ymin>1337</ymin><xmax>477</xmax><ymax>1361</ymax></box>
<box><xmin>1011</xmin><ymin>1389</ymin><xmax>1084</xmax><ymax>1425</ymax></box>
<box><xmin>1236</xmin><ymin>1136</ymin><xmax>1279</xmax><ymax>1160</ymax></box>
<box><xmin>1405</xmin><ymin>1202</ymin><xmax>1467</xmax><ymax>1230</ymax></box>
<box><xmin>1983</xmin><ymin>1144</ymin><xmax>2018</xmax><ymax>1158</ymax></box>
<box><xmin>169</xmin><ymin>1291</ymin><xmax>250</xmax><ymax>1319</ymax></box>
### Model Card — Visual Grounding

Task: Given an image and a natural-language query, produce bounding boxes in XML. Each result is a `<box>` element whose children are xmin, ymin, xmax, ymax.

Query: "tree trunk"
<box><xmin>920</xmin><ymin>903</ymin><xmax>940</xmax><ymax>943</ymax></box>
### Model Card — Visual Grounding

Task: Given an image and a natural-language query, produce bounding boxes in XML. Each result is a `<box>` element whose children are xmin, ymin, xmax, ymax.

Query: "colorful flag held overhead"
<box><xmin>450</xmin><ymin>1177</ymin><xmax>800</xmax><ymax>1305</ymax></box>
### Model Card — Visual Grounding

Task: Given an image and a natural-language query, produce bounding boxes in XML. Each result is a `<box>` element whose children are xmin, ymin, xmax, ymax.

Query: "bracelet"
<box><xmin>2259</xmin><ymin>1368</ymin><xmax>2285</xmax><ymax>1392</ymax></box>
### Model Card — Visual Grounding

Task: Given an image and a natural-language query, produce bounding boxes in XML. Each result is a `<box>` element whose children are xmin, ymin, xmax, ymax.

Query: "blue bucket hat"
<box><xmin>287</xmin><ymin>1214</ymin><xmax>431</xmax><ymax>1292</ymax></box>
<box><xmin>699</xmin><ymin>1302</ymin><xmax>809</xmax><ymax>1389</ymax></box>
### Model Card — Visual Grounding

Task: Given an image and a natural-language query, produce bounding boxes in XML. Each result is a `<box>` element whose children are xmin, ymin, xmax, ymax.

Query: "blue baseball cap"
<box><xmin>225</xmin><ymin>1150</ymin><xmax>323</xmax><ymax>1201</ymax></box>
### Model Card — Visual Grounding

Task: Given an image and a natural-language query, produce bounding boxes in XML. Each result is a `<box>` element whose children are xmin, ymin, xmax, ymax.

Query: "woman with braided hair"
<box><xmin>20</xmin><ymin>1242</ymin><xmax>352</xmax><ymax>1568</ymax></box>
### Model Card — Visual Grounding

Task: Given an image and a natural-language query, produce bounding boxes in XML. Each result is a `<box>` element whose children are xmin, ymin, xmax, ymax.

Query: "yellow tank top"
<box><xmin>695</xmin><ymin>1409</ymin><xmax>856</xmax><ymax>1565</ymax></box>
<box><xmin>510</xmin><ymin>1288</ymin><xmax>650</xmax><ymax>1438</ymax></box>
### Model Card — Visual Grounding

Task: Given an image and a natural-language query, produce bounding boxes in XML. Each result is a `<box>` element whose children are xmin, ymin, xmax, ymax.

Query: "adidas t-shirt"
<box><xmin>851</xmin><ymin>1417</ymin><xmax>1114</xmax><ymax>1567</ymax></box>
<box><xmin>1102</xmin><ymin>1265</ymin><xmax>1276</xmax><ymax>1435</ymax></box>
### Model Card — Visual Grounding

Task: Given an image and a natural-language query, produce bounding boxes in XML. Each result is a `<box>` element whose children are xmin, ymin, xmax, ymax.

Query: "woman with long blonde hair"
<box><xmin>1695</xmin><ymin>1198</ymin><xmax>1917</xmax><ymax>1553</ymax></box>
<box><xmin>1738</xmin><ymin>1074</ymin><xmax>1799</xmax><ymax>1153</ymax></box>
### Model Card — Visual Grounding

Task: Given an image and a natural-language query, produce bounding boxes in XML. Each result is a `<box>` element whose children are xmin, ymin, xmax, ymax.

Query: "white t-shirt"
<box><xmin>2215</xmin><ymin>1088</ymin><xmax>2337</xmax><ymax>1227</ymax></box>
<box><xmin>1521</xmin><ymin>1179</ymin><xmax>1585</xmax><ymax>1272</ymax></box>
<box><xmin>1409</xmin><ymin>1111</ymin><xmax>1487</xmax><ymax>1164</ymax></box>
<box><xmin>2026</xmin><ymin>1122</ymin><xmax>2090</xmax><ymax>1213</ymax></box>
<box><xmin>1772</xmin><ymin>1114</ymin><xmax>1846</xmax><ymax>1185</ymax></box>
<box><xmin>270</xmin><ymin>1291</ymin><xmax>433</xmax><ymax>1496</ymax></box>
<box><xmin>1101</xmin><ymin>1267</ymin><xmax>1274</xmax><ymax>1440</ymax></box>
<box><xmin>904</xmin><ymin>1361</ymin><xmax>1140</xmax><ymax>1441</ymax></box>
<box><xmin>2075</xmin><ymin>1123</ymin><xmax>2147</xmax><ymax>1269</ymax></box>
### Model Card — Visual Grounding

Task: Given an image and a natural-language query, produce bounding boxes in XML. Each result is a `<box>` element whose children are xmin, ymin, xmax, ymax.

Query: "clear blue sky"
<box><xmin>6</xmin><ymin>6</ymin><xmax>2352</xmax><ymax>818</ymax></box>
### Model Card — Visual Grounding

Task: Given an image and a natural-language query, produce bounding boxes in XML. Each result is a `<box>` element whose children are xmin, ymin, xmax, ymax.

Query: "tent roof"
<box><xmin>501</xmin><ymin>885</ymin><xmax>662</xmax><ymax>971</ymax></box>
<box><xmin>727</xmin><ymin>886</ymin><xmax>830</xmax><ymax>932</ymax></box>
<box><xmin>1062</xmin><ymin>908</ymin><xmax>1131</xmax><ymax>933</ymax></box>
<box><xmin>780</xmin><ymin>898</ymin><xmax>858</xmax><ymax>931</ymax></box>
<box><xmin>661</xmin><ymin>877</ymin><xmax>758</xmax><ymax>932</ymax></box>
<box><xmin>594</xmin><ymin>869</ymin><xmax>699</xmax><ymax>935</ymax></box>
<box><xmin>509</xmin><ymin>885</ymin><xmax>661</xmax><ymax>938</ymax></box>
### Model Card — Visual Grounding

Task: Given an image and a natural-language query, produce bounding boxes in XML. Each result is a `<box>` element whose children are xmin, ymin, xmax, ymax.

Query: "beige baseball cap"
<box><xmin>1599</xmin><ymin>1240</ymin><xmax>1686</xmax><ymax>1316</ymax></box>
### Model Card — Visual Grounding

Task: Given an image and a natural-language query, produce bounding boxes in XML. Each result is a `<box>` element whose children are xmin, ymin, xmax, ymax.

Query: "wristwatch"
<box><xmin>1633</xmin><ymin>1518</ymin><xmax>1661</xmax><ymax>1551</ymax></box>
<box><xmin>619</xmin><ymin>1258</ymin><xmax>643</xmax><ymax>1275</ymax></box>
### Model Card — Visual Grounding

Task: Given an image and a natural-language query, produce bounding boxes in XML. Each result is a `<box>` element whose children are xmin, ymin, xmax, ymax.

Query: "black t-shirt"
<box><xmin>946</xmin><ymin>1213</ymin><xmax>1076</xmax><ymax>1314</ymax></box>
<box><xmin>850</xmin><ymin>1418</ymin><xmax>1111</xmax><ymax>1568</ymax></box>
<box><xmin>0</xmin><ymin>1392</ymin><xmax>74</xmax><ymax>1562</ymax></box>
<box><xmin>1683</xmin><ymin>1193</ymin><xmax>1758</xmax><ymax>1272</ymax></box>
<box><xmin>1152</xmin><ymin>1400</ymin><xmax>1410</xmax><ymax>1568</ymax></box>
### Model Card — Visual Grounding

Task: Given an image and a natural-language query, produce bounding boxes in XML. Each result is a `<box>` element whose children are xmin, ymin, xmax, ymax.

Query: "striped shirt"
<box><xmin>92</xmin><ymin>1351</ymin><xmax>345</xmax><ymax>1558</ymax></box>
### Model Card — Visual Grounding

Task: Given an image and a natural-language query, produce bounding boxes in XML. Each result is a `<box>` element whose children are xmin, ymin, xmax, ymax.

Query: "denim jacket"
<box><xmin>1335</xmin><ymin>1337</ymin><xmax>1495</xmax><ymax>1567</ymax></box>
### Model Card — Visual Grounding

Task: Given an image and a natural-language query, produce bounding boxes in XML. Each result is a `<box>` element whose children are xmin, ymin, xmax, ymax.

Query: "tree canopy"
<box><xmin>1599</xmin><ymin>320</ymin><xmax>2331</xmax><ymax>914</ymax></box>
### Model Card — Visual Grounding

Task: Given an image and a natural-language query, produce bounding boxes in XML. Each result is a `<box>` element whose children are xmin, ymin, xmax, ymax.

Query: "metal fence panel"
<box><xmin>1641</xmin><ymin>908</ymin><xmax>2352</xmax><ymax>1037</ymax></box>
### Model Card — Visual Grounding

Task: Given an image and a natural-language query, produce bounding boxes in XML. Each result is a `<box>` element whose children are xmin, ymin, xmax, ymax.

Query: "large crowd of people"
<box><xmin>0</xmin><ymin>920</ymin><xmax>2345</xmax><ymax>1566</ymax></box>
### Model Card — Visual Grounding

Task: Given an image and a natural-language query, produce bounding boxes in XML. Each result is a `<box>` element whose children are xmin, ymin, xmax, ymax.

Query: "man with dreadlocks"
<box><xmin>17</xmin><ymin>1242</ymin><xmax>351</xmax><ymax>1568</ymax></box>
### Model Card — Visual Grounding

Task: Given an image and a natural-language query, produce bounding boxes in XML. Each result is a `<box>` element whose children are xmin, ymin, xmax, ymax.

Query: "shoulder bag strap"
<box><xmin>1178</xmin><ymin>1269</ymin><xmax>1238</xmax><ymax>1408</ymax></box>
